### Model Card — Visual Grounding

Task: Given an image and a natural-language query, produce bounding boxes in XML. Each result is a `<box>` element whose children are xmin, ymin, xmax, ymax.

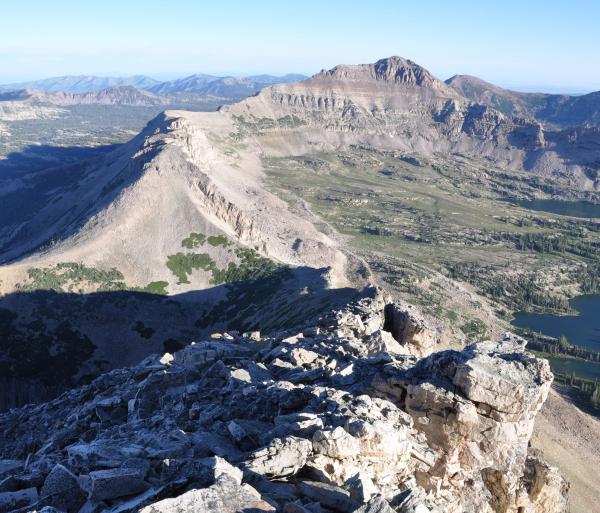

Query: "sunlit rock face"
<box><xmin>0</xmin><ymin>295</ymin><xmax>567</xmax><ymax>513</ymax></box>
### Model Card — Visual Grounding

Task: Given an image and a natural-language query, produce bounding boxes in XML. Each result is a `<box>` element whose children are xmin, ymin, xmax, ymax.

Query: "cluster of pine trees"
<box><xmin>556</xmin><ymin>371</ymin><xmax>600</xmax><ymax>411</ymax></box>
<box><xmin>526</xmin><ymin>332</ymin><xmax>600</xmax><ymax>363</ymax></box>
<box><xmin>520</xmin><ymin>330</ymin><xmax>600</xmax><ymax>412</ymax></box>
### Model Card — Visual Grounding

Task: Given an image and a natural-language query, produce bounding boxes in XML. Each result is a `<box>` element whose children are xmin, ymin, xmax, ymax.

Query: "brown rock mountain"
<box><xmin>0</xmin><ymin>54</ymin><xmax>592</xmax><ymax>513</ymax></box>
<box><xmin>313</xmin><ymin>56</ymin><xmax>459</xmax><ymax>94</ymax></box>
<box><xmin>226</xmin><ymin>56</ymin><xmax>597</xmax><ymax>189</ymax></box>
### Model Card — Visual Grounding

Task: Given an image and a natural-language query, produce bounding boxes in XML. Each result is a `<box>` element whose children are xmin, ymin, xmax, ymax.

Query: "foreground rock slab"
<box><xmin>0</xmin><ymin>295</ymin><xmax>567</xmax><ymax>512</ymax></box>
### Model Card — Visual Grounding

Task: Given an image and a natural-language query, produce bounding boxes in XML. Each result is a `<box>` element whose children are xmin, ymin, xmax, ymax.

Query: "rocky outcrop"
<box><xmin>0</xmin><ymin>296</ymin><xmax>567</xmax><ymax>512</ymax></box>
<box><xmin>140</xmin><ymin>474</ymin><xmax>276</xmax><ymax>513</ymax></box>
<box><xmin>382</xmin><ymin>303</ymin><xmax>437</xmax><ymax>357</ymax></box>
<box><xmin>312</xmin><ymin>56</ymin><xmax>458</xmax><ymax>95</ymax></box>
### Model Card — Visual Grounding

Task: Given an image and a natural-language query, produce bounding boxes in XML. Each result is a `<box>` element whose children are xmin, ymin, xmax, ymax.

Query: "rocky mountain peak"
<box><xmin>310</xmin><ymin>56</ymin><xmax>457</xmax><ymax>96</ymax></box>
<box><xmin>372</xmin><ymin>55</ymin><xmax>436</xmax><ymax>86</ymax></box>
<box><xmin>445</xmin><ymin>73</ymin><xmax>515</xmax><ymax>98</ymax></box>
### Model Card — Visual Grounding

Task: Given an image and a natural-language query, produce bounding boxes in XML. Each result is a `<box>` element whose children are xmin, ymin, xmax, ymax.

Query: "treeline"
<box><xmin>522</xmin><ymin>330</ymin><xmax>600</xmax><ymax>363</ymax></box>
<box><xmin>575</xmin><ymin>262</ymin><xmax>600</xmax><ymax>294</ymax></box>
<box><xmin>517</xmin><ymin>329</ymin><xmax>600</xmax><ymax>413</ymax></box>
<box><xmin>554</xmin><ymin>371</ymin><xmax>600</xmax><ymax>411</ymax></box>
<box><xmin>483</xmin><ymin>276</ymin><xmax>570</xmax><ymax>312</ymax></box>
<box><xmin>505</xmin><ymin>231</ymin><xmax>600</xmax><ymax>260</ymax></box>
<box><xmin>447</xmin><ymin>262</ymin><xmax>571</xmax><ymax>313</ymax></box>
<box><xmin>501</xmin><ymin>213</ymin><xmax>600</xmax><ymax>234</ymax></box>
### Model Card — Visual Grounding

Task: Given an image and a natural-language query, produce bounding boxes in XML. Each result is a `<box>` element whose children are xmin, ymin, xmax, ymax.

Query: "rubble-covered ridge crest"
<box><xmin>0</xmin><ymin>296</ymin><xmax>568</xmax><ymax>513</ymax></box>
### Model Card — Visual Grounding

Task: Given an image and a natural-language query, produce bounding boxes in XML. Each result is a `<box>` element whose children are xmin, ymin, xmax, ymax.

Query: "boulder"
<box><xmin>312</xmin><ymin>427</ymin><xmax>360</xmax><ymax>460</ymax></box>
<box><xmin>199</xmin><ymin>456</ymin><xmax>243</xmax><ymax>485</ymax></box>
<box><xmin>382</xmin><ymin>303</ymin><xmax>437</xmax><ymax>357</ymax></box>
<box><xmin>140</xmin><ymin>475</ymin><xmax>275</xmax><ymax>513</ymax></box>
<box><xmin>516</xmin><ymin>456</ymin><xmax>569</xmax><ymax>513</ymax></box>
<box><xmin>84</xmin><ymin>467</ymin><xmax>147</xmax><ymax>502</ymax></box>
<box><xmin>364</xmin><ymin>330</ymin><xmax>409</xmax><ymax>357</ymax></box>
<box><xmin>299</xmin><ymin>481</ymin><xmax>357</xmax><ymax>512</ymax></box>
<box><xmin>0</xmin><ymin>488</ymin><xmax>38</xmax><ymax>513</ymax></box>
<box><xmin>345</xmin><ymin>472</ymin><xmax>378</xmax><ymax>503</ymax></box>
<box><xmin>290</xmin><ymin>348</ymin><xmax>320</xmax><ymax>367</ymax></box>
<box><xmin>246</xmin><ymin>436</ymin><xmax>312</xmax><ymax>478</ymax></box>
<box><xmin>284</xmin><ymin>502</ymin><xmax>313</xmax><ymax>513</ymax></box>
<box><xmin>40</xmin><ymin>464</ymin><xmax>86</xmax><ymax>513</ymax></box>
<box><xmin>95</xmin><ymin>396</ymin><xmax>126</xmax><ymax>423</ymax></box>
<box><xmin>0</xmin><ymin>461</ymin><xmax>22</xmax><ymax>479</ymax></box>
<box><xmin>67</xmin><ymin>442</ymin><xmax>144</xmax><ymax>472</ymax></box>
<box><xmin>353</xmin><ymin>496</ymin><xmax>397</xmax><ymax>513</ymax></box>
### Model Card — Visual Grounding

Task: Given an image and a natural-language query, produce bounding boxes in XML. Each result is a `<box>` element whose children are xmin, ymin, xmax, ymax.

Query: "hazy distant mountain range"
<box><xmin>146</xmin><ymin>73</ymin><xmax>306</xmax><ymax>96</ymax></box>
<box><xmin>2</xmin><ymin>71</ymin><xmax>599</xmax><ymax>130</ymax></box>
<box><xmin>0</xmin><ymin>73</ymin><xmax>308</xmax><ymax>99</ymax></box>
<box><xmin>0</xmin><ymin>75</ymin><xmax>162</xmax><ymax>93</ymax></box>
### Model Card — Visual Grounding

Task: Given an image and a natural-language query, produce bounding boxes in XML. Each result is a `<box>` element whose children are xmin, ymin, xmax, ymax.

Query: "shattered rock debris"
<box><xmin>0</xmin><ymin>296</ymin><xmax>567</xmax><ymax>512</ymax></box>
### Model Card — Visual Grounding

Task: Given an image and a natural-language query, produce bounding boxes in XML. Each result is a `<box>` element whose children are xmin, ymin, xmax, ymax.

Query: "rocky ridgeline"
<box><xmin>0</xmin><ymin>295</ymin><xmax>567</xmax><ymax>513</ymax></box>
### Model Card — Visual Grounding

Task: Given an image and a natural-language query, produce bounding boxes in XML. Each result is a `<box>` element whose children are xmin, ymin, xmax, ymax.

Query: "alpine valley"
<box><xmin>1</xmin><ymin>56</ymin><xmax>600</xmax><ymax>513</ymax></box>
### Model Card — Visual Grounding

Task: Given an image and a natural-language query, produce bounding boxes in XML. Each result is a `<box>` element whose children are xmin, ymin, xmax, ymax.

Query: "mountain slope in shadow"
<box><xmin>0</xmin><ymin>266</ymin><xmax>362</xmax><ymax>411</ymax></box>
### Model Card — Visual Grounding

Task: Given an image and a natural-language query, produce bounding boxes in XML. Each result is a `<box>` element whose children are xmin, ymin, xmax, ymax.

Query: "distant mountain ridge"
<box><xmin>31</xmin><ymin>85</ymin><xmax>171</xmax><ymax>106</ymax></box>
<box><xmin>0</xmin><ymin>73</ymin><xmax>310</xmax><ymax>116</ymax></box>
<box><xmin>146</xmin><ymin>73</ymin><xmax>307</xmax><ymax>97</ymax></box>
<box><xmin>0</xmin><ymin>74</ymin><xmax>161</xmax><ymax>94</ymax></box>
<box><xmin>446</xmin><ymin>74</ymin><xmax>600</xmax><ymax>128</ymax></box>
<box><xmin>3</xmin><ymin>69</ymin><xmax>598</xmax><ymax>128</ymax></box>
<box><xmin>0</xmin><ymin>72</ymin><xmax>308</xmax><ymax>97</ymax></box>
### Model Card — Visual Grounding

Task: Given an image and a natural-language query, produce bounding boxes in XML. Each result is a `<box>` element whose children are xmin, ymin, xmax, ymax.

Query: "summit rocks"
<box><xmin>0</xmin><ymin>294</ymin><xmax>567</xmax><ymax>512</ymax></box>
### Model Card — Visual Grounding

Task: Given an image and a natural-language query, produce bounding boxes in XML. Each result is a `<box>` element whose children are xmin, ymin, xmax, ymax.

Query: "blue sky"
<box><xmin>0</xmin><ymin>0</ymin><xmax>598</xmax><ymax>93</ymax></box>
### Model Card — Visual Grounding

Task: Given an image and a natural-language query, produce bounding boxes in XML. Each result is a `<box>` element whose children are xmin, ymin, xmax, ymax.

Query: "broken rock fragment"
<box><xmin>0</xmin><ymin>294</ymin><xmax>567</xmax><ymax>513</ymax></box>
<box><xmin>140</xmin><ymin>475</ymin><xmax>274</xmax><ymax>513</ymax></box>
<box><xmin>39</xmin><ymin>463</ymin><xmax>86</xmax><ymax>513</ymax></box>
<box><xmin>246</xmin><ymin>436</ymin><xmax>313</xmax><ymax>478</ymax></box>
<box><xmin>83</xmin><ymin>466</ymin><xmax>147</xmax><ymax>502</ymax></box>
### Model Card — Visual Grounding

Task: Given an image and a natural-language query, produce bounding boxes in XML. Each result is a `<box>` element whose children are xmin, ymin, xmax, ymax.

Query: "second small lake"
<box><xmin>512</xmin><ymin>295</ymin><xmax>600</xmax><ymax>352</ymax></box>
<box><xmin>538</xmin><ymin>354</ymin><xmax>600</xmax><ymax>381</ymax></box>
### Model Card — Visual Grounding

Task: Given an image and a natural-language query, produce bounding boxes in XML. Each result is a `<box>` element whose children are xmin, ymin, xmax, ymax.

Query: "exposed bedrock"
<box><xmin>0</xmin><ymin>295</ymin><xmax>567</xmax><ymax>513</ymax></box>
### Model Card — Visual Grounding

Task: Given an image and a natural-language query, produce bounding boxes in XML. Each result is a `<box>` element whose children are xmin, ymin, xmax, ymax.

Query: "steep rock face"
<box><xmin>373</xmin><ymin>336</ymin><xmax>554</xmax><ymax>511</ymax></box>
<box><xmin>434</xmin><ymin>100</ymin><xmax>545</xmax><ymax>149</ymax></box>
<box><xmin>222</xmin><ymin>57</ymin><xmax>596</xmax><ymax>189</ymax></box>
<box><xmin>0</xmin><ymin>295</ymin><xmax>567</xmax><ymax>513</ymax></box>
